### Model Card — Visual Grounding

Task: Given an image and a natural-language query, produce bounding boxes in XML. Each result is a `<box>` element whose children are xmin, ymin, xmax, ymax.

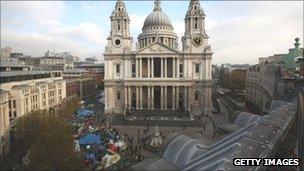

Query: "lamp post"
<box><xmin>293</xmin><ymin>37</ymin><xmax>303</xmax><ymax>170</ymax></box>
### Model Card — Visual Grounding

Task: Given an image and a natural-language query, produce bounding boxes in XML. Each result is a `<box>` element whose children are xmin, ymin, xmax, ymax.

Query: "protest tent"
<box><xmin>76</xmin><ymin>108</ymin><xmax>94</xmax><ymax>117</ymax></box>
<box><xmin>79</xmin><ymin>133</ymin><xmax>102</xmax><ymax>145</ymax></box>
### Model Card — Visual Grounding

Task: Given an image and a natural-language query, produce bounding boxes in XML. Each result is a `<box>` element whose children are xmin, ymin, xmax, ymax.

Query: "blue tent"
<box><xmin>76</xmin><ymin>108</ymin><xmax>93</xmax><ymax>117</ymax></box>
<box><xmin>79</xmin><ymin>133</ymin><xmax>101</xmax><ymax>145</ymax></box>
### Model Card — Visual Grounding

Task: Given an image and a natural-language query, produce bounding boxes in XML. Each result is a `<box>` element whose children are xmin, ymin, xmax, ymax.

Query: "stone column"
<box><xmin>148</xmin><ymin>58</ymin><xmax>150</xmax><ymax>78</ymax></box>
<box><xmin>128</xmin><ymin>86</ymin><xmax>131</xmax><ymax>109</ymax></box>
<box><xmin>172</xmin><ymin>86</ymin><xmax>175</xmax><ymax>109</ymax></box>
<box><xmin>104</xmin><ymin>61</ymin><xmax>107</xmax><ymax>79</ymax></box>
<box><xmin>184</xmin><ymin>86</ymin><xmax>187</xmax><ymax>110</ymax></box>
<box><xmin>208</xmin><ymin>87</ymin><xmax>211</xmax><ymax>114</ymax></box>
<box><xmin>161</xmin><ymin>86</ymin><xmax>164</xmax><ymax>110</ymax></box>
<box><xmin>188</xmin><ymin>87</ymin><xmax>191</xmax><ymax>111</ymax></box>
<box><xmin>161</xmin><ymin>58</ymin><xmax>163</xmax><ymax>78</ymax></box>
<box><xmin>151</xmin><ymin>58</ymin><xmax>154</xmax><ymax>78</ymax></box>
<box><xmin>140</xmin><ymin>86</ymin><xmax>143</xmax><ymax>109</ymax></box>
<box><xmin>151</xmin><ymin>86</ymin><xmax>154</xmax><ymax>109</ymax></box>
<box><xmin>136</xmin><ymin>86</ymin><xmax>139</xmax><ymax>109</ymax></box>
<box><xmin>148</xmin><ymin>86</ymin><xmax>151</xmax><ymax>109</ymax></box>
<box><xmin>177</xmin><ymin>59</ymin><xmax>180</xmax><ymax>77</ymax></box>
<box><xmin>164</xmin><ymin>86</ymin><xmax>167</xmax><ymax>109</ymax></box>
<box><xmin>176</xmin><ymin>86</ymin><xmax>179</xmax><ymax>109</ymax></box>
<box><xmin>104</xmin><ymin>87</ymin><xmax>108</xmax><ymax>109</ymax></box>
<box><xmin>140</xmin><ymin>58</ymin><xmax>142</xmax><ymax>78</ymax></box>
<box><xmin>165</xmin><ymin>58</ymin><xmax>167</xmax><ymax>78</ymax></box>
<box><xmin>173</xmin><ymin>58</ymin><xmax>176</xmax><ymax>78</ymax></box>
<box><xmin>124</xmin><ymin>87</ymin><xmax>128</xmax><ymax>109</ymax></box>
<box><xmin>184</xmin><ymin>60</ymin><xmax>187</xmax><ymax>78</ymax></box>
<box><xmin>136</xmin><ymin>59</ymin><xmax>139</xmax><ymax>78</ymax></box>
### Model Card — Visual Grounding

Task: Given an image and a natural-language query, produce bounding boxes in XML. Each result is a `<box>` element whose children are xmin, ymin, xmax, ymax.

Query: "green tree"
<box><xmin>15</xmin><ymin>102</ymin><xmax>83</xmax><ymax>170</ymax></box>
<box><xmin>57</xmin><ymin>98</ymin><xmax>81</xmax><ymax>120</ymax></box>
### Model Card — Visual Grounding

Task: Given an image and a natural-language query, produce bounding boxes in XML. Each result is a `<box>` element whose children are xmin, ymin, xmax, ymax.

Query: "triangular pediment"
<box><xmin>136</xmin><ymin>42</ymin><xmax>180</xmax><ymax>54</ymax></box>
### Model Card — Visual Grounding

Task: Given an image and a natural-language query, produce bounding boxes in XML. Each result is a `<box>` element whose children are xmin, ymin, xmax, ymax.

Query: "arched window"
<box><xmin>195</xmin><ymin>92</ymin><xmax>199</xmax><ymax>101</ymax></box>
<box><xmin>194</xmin><ymin>18</ymin><xmax>198</xmax><ymax>29</ymax></box>
<box><xmin>117</xmin><ymin>92</ymin><xmax>121</xmax><ymax>100</ymax></box>
<box><xmin>118</xmin><ymin>20</ymin><xmax>120</xmax><ymax>30</ymax></box>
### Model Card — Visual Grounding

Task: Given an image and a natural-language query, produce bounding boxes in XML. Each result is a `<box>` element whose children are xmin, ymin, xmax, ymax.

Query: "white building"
<box><xmin>104</xmin><ymin>0</ymin><xmax>213</xmax><ymax>115</ymax></box>
<box><xmin>0</xmin><ymin>47</ymin><xmax>12</xmax><ymax>58</ymax></box>
<box><xmin>0</xmin><ymin>90</ymin><xmax>10</xmax><ymax>161</ymax></box>
<box><xmin>0</xmin><ymin>77</ymin><xmax>66</xmax><ymax>122</ymax></box>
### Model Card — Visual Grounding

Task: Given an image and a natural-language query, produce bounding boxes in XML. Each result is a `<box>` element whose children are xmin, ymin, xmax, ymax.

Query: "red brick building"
<box><xmin>63</xmin><ymin>69</ymin><xmax>96</xmax><ymax>100</ymax></box>
<box><xmin>66</xmin><ymin>80</ymin><xmax>80</xmax><ymax>100</ymax></box>
<box><xmin>76</xmin><ymin>63</ymin><xmax>104</xmax><ymax>89</ymax></box>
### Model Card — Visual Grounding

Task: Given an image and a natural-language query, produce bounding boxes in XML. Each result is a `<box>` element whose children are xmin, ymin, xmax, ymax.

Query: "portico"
<box><xmin>124</xmin><ymin>85</ymin><xmax>191</xmax><ymax>111</ymax></box>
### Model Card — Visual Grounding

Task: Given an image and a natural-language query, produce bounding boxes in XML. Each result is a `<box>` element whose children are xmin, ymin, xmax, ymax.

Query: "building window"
<box><xmin>13</xmin><ymin>111</ymin><xmax>17</xmax><ymax>117</ymax></box>
<box><xmin>13</xmin><ymin>100</ymin><xmax>16</xmax><ymax>108</ymax></box>
<box><xmin>195</xmin><ymin>18</ymin><xmax>198</xmax><ymax>29</ymax></box>
<box><xmin>117</xmin><ymin>92</ymin><xmax>121</xmax><ymax>100</ymax></box>
<box><xmin>160</xmin><ymin>37</ymin><xmax>164</xmax><ymax>43</ymax></box>
<box><xmin>116</xmin><ymin>64</ymin><xmax>120</xmax><ymax>74</ymax></box>
<box><xmin>180</xmin><ymin>64</ymin><xmax>183</xmax><ymax>77</ymax></box>
<box><xmin>195</xmin><ymin>64</ymin><xmax>200</xmax><ymax>73</ymax></box>
<box><xmin>132</xmin><ymin>64</ymin><xmax>136</xmax><ymax>77</ymax></box>
<box><xmin>9</xmin><ymin>111</ymin><xmax>12</xmax><ymax>118</ymax></box>
<box><xmin>195</xmin><ymin>92</ymin><xmax>199</xmax><ymax>101</ymax></box>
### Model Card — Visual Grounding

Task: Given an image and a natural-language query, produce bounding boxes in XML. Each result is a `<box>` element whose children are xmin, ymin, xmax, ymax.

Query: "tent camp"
<box><xmin>79</xmin><ymin>133</ymin><xmax>102</xmax><ymax>145</ymax></box>
<box><xmin>76</xmin><ymin>109</ymin><xmax>94</xmax><ymax>117</ymax></box>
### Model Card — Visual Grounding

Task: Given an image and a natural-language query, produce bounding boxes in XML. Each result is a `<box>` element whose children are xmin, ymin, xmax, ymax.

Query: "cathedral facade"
<box><xmin>104</xmin><ymin>0</ymin><xmax>213</xmax><ymax>115</ymax></box>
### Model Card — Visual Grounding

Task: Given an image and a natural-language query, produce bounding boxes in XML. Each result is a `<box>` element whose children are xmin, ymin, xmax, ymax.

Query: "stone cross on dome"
<box><xmin>154</xmin><ymin>0</ymin><xmax>162</xmax><ymax>11</ymax></box>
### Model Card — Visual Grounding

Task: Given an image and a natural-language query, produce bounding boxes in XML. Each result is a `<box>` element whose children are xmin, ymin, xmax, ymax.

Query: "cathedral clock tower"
<box><xmin>104</xmin><ymin>0</ymin><xmax>133</xmax><ymax>54</ymax></box>
<box><xmin>182</xmin><ymin>0</ymin><xmax>209</xmax><ymax>53</ymax></box>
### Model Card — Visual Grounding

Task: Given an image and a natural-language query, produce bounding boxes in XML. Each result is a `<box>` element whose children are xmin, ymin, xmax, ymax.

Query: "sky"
<box><xmin>1</xmin><ymin>0</ymin><xmax>303</xmax><ymax>65</ymax></box>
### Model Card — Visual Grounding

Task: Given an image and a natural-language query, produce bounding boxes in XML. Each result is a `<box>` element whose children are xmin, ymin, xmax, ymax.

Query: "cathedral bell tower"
<box><xmin>105</xmin><ymin>0</ymin><xmax>133</xmax><ymax>54</ymax></box>
<box><xmin>182</xmin><ymin>0</ymin><xmax>209</xmax><ymax>53</ymax></box>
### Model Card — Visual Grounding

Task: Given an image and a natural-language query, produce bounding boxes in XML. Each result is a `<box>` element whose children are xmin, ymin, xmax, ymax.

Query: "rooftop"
<box><xmin>11</xmin><ymin>84</ymin><xmax>31</xmax><ymax>90</ymax></box>
<box><xmin>0</xmin><ymin>71</ymin><xmax>53</xmax><ymax>77</ymax></box>
<box><xmin>0</xmin><ymin>61</ymin><xmax>27</xmax><ymax>68</ymax></box>
<box><xmin>77</xmin><ymin>63</ymin><xmax>104</xmax><ymax>67</ymax></box>
<box><xmin>133</xmin><ymin>101</ymin><xmax>297</xmax><ymax>171</ymax></box>
<box><xmin>63</xmin><ymin>68</ymin><xmax>88</xmax><ymax>73</ymax></box>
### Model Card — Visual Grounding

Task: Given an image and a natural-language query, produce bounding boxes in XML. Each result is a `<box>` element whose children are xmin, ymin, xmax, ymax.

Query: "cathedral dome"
<box><xmin>138</xmin><ymin>0</ymin><xmax>178</xmax><ymax>49</ymax></box>
<box><xmin>143</xmin><ymin>11</ymin><xmax>173</xmax><ymax>29</ymax></box>
<box><xmin>142</xmin><ymin>0</ymin><xmax>173</xmax><ymax>31</ymax></box>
